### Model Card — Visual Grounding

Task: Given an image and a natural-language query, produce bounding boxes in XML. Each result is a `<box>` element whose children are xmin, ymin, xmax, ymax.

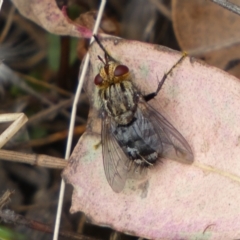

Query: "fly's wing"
<box><xmin>139</xmin><ymin>100</ymin><xmax>194</xmax><ymax>164</ymax></box>
<box><xmin>101</xmin><ymin>114</ymin><xmax>144</xmax><ymax>192</ymax></box>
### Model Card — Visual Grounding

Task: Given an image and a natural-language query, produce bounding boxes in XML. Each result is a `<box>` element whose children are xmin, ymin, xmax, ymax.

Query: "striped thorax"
<box><xmin>94</xmin><ymin>57</ymin><xmax>139</xmax><ymax>125</ymax></box>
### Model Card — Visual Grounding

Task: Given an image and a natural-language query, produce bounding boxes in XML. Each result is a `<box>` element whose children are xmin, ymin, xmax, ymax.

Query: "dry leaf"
<box><xmin>172</xmin><ymin>0</ymin><xmax>240</xmax><ymax>78</ymax></box>
<box><xmin>63</xmin><ymin>37</ymin><xmax>240</xmax><ymax>239</ymax></box>
<box><xmin>11</xmin><ymin>0</ymin><xmax>92</xmax><ymax>38</ymax></box>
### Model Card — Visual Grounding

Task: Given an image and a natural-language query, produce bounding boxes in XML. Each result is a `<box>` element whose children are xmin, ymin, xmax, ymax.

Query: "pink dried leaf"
<box><xmin>63</xmin><ymin>37</ymin><xmax>240</xmax><ymax>239</ymax></box>
<box><xmin>11</xmin><ymin>0</ymin><xmax>92</xmax><ymax>38</ymax></box>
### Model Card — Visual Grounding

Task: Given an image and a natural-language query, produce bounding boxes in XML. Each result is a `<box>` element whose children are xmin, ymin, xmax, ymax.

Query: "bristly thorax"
<box><xmin>99</xmin><ymin>81</ymin><xmax>139</xmax><ymax>125</ymax></box>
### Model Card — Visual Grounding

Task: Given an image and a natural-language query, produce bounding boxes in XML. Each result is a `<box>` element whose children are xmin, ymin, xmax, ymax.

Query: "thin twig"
<box><xmin>0</xmin><ymin>0</ymin><xmax>3</xmax><ymax>12</ymax></box>
<box><xmin>0</xmin><ymin>5</ymin><xmax>15</xmax><ymax>43</ymax></box>
<box><xmin>16</xmin><ymin>125</ymin><xmax>86</xmax><ymax>148</ymax></box>
<box><xmin>0</xmin><ymin>64</ymin><xmax>83</xmax><ymax>123</ymax></box>
<box><xmin>0</xmin><ymin>113</ymin><xmax>28</xmax><ymax>148</ymax></box>
<box><xmin>53</xmin><ymin>1</ymin><xmax>107</xmax><ymax>239</ymax></box>
<box><xmin>17</xmin><ymin>72</ymin><xmax>73</xmax><ymax>97</ymax></box>
<box><xmin>0</xmin><ymin>190</ymin><xmax>14</xmax><ymax>209</ymax></box>
<box><xmin>210</xmin><ymin>0</ymin><xmax>240</xmax><ymax>16</ymax></box>
<box><xmin>0</xmin><ymin>209</ymin><xmax>100</xmax><ymax>240</ymax></box>
<box><xmin>0</xmin><ymin>149</ymin><xmax>67</xmax><ymax>169</ymax></box>
<box><xmin>149</xmin><ymin>0</ymin><xmax>172</xmax><ymax>20</ymax></box>
<box><xmin>27</xmin><ymin>98</ymin><xmax>75</xmax><ymax>126</ymax></box>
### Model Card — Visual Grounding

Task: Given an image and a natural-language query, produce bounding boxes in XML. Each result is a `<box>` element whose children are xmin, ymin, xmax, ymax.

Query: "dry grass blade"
<box><xmin>0</xmin><ymin>149</ymin><xmax>67</xmax><ymax>169</ymax></box>
<box><xmin>0</xmin><ymin>6</ymin><xmax>15</xmax><ymax>43</ymax></box>
<box><xmin>0</xmin><ymin>113</ymin><xmax>28</xmax><ymax>148</ymax></box>
<box><xmin>17</xmin><ymin>72</ymin><xmax>73</xmax><ymax>97</ymax></box>
<box><xmin>17</xmin><ymin>125</ymin><xmax>86</xmax><ymax>148</ymax></box>
<box><xmin>0</xmin><ymin>190</ymin><xmax>14</xmax><ymax>209</ymax></box>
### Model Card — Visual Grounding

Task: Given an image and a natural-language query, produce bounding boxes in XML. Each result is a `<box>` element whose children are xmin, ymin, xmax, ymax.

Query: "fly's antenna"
<box><xmin>93</xmin><ymin>34</ymin><xmax>117</xmax><ymax>62</ymax></box>
<box><xmin>98</xmin><ymin>54</ymin><xmax>109</xmax><ymax>74</ymax></box>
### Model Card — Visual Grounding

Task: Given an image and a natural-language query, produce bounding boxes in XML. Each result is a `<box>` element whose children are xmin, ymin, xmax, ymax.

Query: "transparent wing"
<box><xmin>101</xmin><ymin>114</ymin><xmax>144</xmax><ymax>192</ymax></box>
<box><xmin>138</xmin><ymin>100</ymin><xmax>194</xmax><ymax>164</ymax></box>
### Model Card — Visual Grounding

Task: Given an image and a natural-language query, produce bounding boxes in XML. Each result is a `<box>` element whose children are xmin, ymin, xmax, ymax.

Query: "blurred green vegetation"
<box><xmin>0</xmin><ymin>225</ymin><xmax>26</xmax><ymax>240</ymax></box>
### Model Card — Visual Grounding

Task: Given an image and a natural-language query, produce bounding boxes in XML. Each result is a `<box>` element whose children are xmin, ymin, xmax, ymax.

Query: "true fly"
<box><xmin>93</xmin><ymin>35</ymin><xmax>194</xmax><ymax>192</ymax></box>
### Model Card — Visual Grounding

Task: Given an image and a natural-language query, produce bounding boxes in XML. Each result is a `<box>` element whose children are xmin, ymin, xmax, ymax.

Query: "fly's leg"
<box><xmin>144</xmin><ymin>52</ymin><xmax>187</xmax><ymax>102</ymax></box>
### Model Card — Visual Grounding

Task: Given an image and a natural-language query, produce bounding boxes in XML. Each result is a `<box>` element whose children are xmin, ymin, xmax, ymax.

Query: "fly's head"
<box><xmin>94</xmin><ymin>52</ymin><xmax>131</xmax><ymax>90</ymax></box>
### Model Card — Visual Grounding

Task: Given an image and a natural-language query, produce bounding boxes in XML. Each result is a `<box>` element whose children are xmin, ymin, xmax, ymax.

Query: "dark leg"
<box><xmin>144</xmin><ymin>53</ymin><xmax>187</xmax><ymax>102</ymax></box>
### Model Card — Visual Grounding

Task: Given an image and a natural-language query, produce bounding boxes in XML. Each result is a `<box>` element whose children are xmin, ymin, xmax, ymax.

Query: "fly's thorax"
<box><xmin>94</xmin><ymin>59</ymin><xmax>140</xmax><ymax>125</ymax></box>
<box><xmin>98</xmin><ymin>80</ymin><xmax>139</xmax><ymax>125</ymax></box>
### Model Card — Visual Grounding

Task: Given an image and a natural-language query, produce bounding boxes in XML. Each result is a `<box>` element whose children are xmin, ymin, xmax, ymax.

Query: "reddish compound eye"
<box><xmin>114</xmin><ymin>65</ymin><xmax>129</xmax><ymax>76</ymax></box>
<box><xmin>94</xmin><ymin>74</ymin><xmax>103</xmax><ymax>85</ymax></box>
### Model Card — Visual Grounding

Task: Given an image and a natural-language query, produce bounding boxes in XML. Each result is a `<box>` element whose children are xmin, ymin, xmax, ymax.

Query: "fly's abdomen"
<box><xmin>100</xmin><ymin>81</ymin><xmax>139</xmax><ymax>125</ymax></box>
<box><xmin>112</xmin><ymin>108</ymin><xmax>162</xmax><ymax>166</ymax></box>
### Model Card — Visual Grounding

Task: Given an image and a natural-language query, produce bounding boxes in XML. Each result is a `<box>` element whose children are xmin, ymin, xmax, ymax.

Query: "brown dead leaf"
<box><xmin>11</xmin><ymin>0</ymin><xmax>92</xmax><ymax>38</ymax></box>
<box><xmin>11</xmin><ymin>0</ymin><xmax>119</xmax><ymax>39</ymax></box>
<box><xmin>75</xmin><ymin>11</ymin><xmax>119</xmax><ymax>35</ymax></box>
<box><xmin>172</xmin><ymin>0</ymin><xmax>240</xmax><ymax>78</ymax></box>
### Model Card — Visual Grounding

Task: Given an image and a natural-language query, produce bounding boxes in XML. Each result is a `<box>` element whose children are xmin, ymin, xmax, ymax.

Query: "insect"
<box><xmin>93</xmin><ymin>35</ymin><xmax>194</xmax><ymax>192</ymax></box>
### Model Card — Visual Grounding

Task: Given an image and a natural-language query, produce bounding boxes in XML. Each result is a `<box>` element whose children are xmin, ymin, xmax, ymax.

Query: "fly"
<box><xmin>93</xmin><ymin>35</ymin><xmax>194</xmax><ymax>192</ymax></box>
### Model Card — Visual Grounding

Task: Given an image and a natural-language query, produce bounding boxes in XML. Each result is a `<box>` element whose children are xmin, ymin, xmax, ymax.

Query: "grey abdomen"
<box><xmin>112</xmin><ymin>108</ymin><xmax>162</xmax><ymax>165</ymax></box>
